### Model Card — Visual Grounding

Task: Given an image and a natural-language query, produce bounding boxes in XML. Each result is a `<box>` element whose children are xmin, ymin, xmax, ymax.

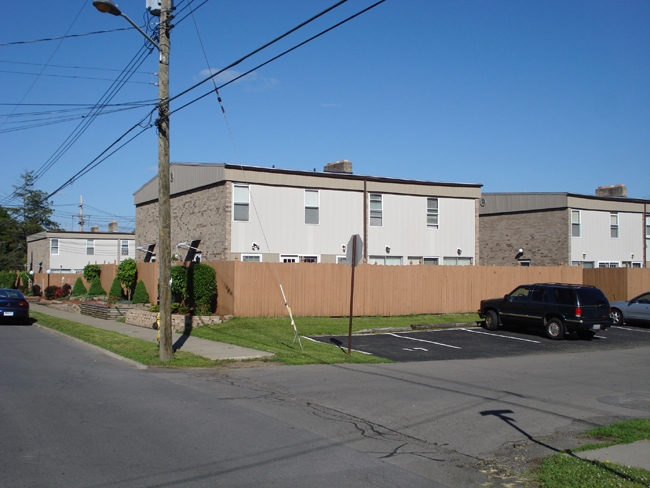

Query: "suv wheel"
<box><xmin>611</xmin><ymin>308</ymin><xmax>623</xmax><ymax>325</ymax></box>
<box><xmin>485</xmin><ymin>310</ymin><xmax>499</xmax><ymax>331</ymax></box>
<box><xmin>545</xmin><ymin>318</ymin><xmax>564</xmax><ymax>340</ymax></box>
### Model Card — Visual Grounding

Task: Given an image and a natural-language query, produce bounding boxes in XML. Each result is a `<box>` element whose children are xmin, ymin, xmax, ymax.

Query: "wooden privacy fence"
<box><xmin>31</xmin><ymin>262</ymin><xmax>650</xmax><ymax>318</ymax></box>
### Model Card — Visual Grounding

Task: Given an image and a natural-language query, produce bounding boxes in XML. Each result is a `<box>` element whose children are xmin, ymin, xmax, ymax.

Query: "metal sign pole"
<box><xmin>347</xmin><ymin>236</ymin><xmax>357</xmax><ymax>355</ymax></box>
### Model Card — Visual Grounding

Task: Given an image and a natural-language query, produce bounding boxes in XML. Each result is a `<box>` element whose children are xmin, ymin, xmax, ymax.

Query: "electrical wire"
<box><xmin>0</xmin><ymin>59</ymin><xmax>156</xmax><ymax>76</ymax></box>
<box><xmin>0</xmin><ymin>68</ymin><xmax>155</xmax><ymax>84</ymax></box>
<box><xmin>0</xmin><ymin>27</ymin><xmax>138</xmax><ymax>47</ymax></box>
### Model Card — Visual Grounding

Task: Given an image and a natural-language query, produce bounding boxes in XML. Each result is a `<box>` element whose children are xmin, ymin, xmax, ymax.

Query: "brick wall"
<box><xmin>479</xmin><ymin>209</ymin><xmax>570</xmax><ymax>266</ymax></box>
<box><xmin>135</xmin><ymin>183</ymin><xmax>231</xmax><ymax>262</ymax></box>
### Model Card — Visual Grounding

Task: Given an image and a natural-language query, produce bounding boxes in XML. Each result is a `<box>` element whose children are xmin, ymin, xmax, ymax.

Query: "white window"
<box><xmin>300</xmin><ymin>255</ymin><xmax>318</xmax><ymax>263</ymax></box>
<box><xmin>369</xmin><ymin>193</ymin><xmax>382</xmax><ymax>226</ymax></box>
<box><xmin>518</xmin><ymin>260</ymin><xmax>531</xmax><ymax>267</ymax></box>
<box><xmin>622</xmin><ymin>261</ymin><xmax>641</xmax><ymax>268</ymax></box>
<box><xmin>305</xmin><ymin>190</ymin><xmax>319</xmax><ymax>225</ymax></box>
<box><xmin>443</xmin><ymin>257</ymin><xmax>473</xmax><ymax>266</ymax></box>
<box><xmin>427</xmin><ymin>198</ymin><xmax>439</xmax><ymax>229</ymax></box>
<box><xmin>407</xmin><ymin>256</ymin><xmax>439</xmax><ymax>265</ymax></box>
<box><xmin>241</xmin><ymin>254</ymin><xmax>261</xmax><ymax>262</ymax></box>
<box><xmin>571</xmin><ymin>210</ymin><xmax>581</xmax><ymax>237</ymax></box>
<box><xmin>233</xmin><ymin>184</ymin><xmax>249</xmax><ymax>222</ymax></box>
<box><xmin>598</xmin><ymin>261</ymin><xmax>619</xmax><ymax>268</ymax></box>
<box><xmin>86</xmin><ymin>239</ymin><xmax>95</xmax><ymax>256</ymax></box>
<box><xmin>280</xmin><ymin>255</ymin><xmax>299</xmax><ymax>263</ymax></box>
<box><xmin>610</xmin><ymin>213</ymin><xmax>619</xmax><ymax>238</ymax></box>
<box><xmin>121</xmin><ymin>240</ymin><xmax>129</xmax><ymax>256</ymax></box>
<box><xmin>50</xmin><ymin>238</ymin><xmax>59</xmax><ymax>255</ymax></box>
<box><xmin>368</xmin><ymin>256</ymin><xmax>402</xmax><ymax>265</ymax></box>
<box><xmin>336</xmin><ymin>256</ymin><xmax>347</xmax><ymax>264</ymax></box>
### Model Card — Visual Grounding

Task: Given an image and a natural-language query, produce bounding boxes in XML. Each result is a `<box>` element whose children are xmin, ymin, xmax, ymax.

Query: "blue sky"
<box><xmin>1</xmin><ymin>0</ymin><xmax>648</xmax><ymax>232</ymax></box>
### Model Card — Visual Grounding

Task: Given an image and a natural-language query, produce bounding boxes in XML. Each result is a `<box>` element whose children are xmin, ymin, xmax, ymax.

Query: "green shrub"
<box><xmin>132</xmin><ymin>280</ymin><xmax>150</xmax><ymax>304</ymax></box>
<box><xmin>83</xmin><ymin>264</ymin><xmax>101</xmax><ymax>283</ymax></box>
<box><xmin>117</xmin><ymin>259</ymin><xmax>137</xmax><ymax>300</ymax></box>
<box><xmin>189</xmin><ymin>263</ymin><xmax>217</xmax><ymax>316</ymax></box>
<box><xmin>71</xmin><ymin>277</ymin><xmax>87</xmax><ymax>296</ymax></box>
<box><xmin>109</xmin><ymin>277</ymin><xmax>123</xmax><ymax>300</ymax></box>
<box><xmin>87</xmin><ymin>277</ymin><xmax>106</xmax><ymax>297</ymax></box>
<box><xmin>149</xmin><ymin>304</ymin><xmax>160</xmax><ymax>313</ymax></box>
<box><xmin>170</xmin><ymin>266</ymin><xmax>188</xmax><ymax>303</ymax></box>
<box><xmin>0</xmin><ymin>271</ymin><xmax>16</xmax><ymax>288</ymax></box>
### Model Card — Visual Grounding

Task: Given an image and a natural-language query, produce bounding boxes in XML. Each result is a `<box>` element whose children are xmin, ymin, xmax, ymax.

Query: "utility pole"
<box><xmin>157</xmin><ymin>0</ymin><xmax>173</xmax><ymax>361</ymax></box>
<box><xmin>92</xmin><ymin>0</ymin><xmax>173</xmax><ymax>360</ymax></box>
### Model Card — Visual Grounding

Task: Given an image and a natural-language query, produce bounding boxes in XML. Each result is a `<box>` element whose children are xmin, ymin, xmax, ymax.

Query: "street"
<box><xmin>1</xmin><ymin>323</ymin><xmax>650</xmax><ymax>487</ymax></box>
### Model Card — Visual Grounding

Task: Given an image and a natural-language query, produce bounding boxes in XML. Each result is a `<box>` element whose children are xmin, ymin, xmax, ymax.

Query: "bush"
<box><xmin>149</xmin><ymin>304</ymin><xmax>160</xmax><ymax>313</ymax></box>
<box><xmin>189</xmin><ymin>263</ymin><xmax>217</xmax><ymax>316</ymax></box>
<box><xmin>61</xmin><ymin>283</ymin><xmax>71</xmax><ymax>297</ymax></box>
<box><xmin>87</xmin><ymin>277</ymin><xmax>106</xmax><ymax>297</ymax></box>
<box><xmin>71</xmin><ymin>277</ymin><xmax>87</xmax><ymax>297</ymax></box>
<box><xmin>132</xmin><ymin>280</ymin><xmax>150</xmax><ymax>304</ymax></box>
<box><xmin>44</xmin><ymin>285</ymin><xmax>59</xmax><ymax>300</ymax></box>
<box><xmin>117</xmin><ymin>259</ymin><xmax>137</xmax><ymax>300</ymax></box>
<box><xmin>32</xmin><ymin>284</ymin><xmax>42</xmax><ymax>297</ymax></box>
<box><xmin>170</xmin><ymin>266</ymin><xmax>188</xmax><ymax>303</ymax></box>
<box><xmin>0</xmin><ymin>271</ymin><xmax>16</xmax><ymax>288</ymax></box>
<box><xmin>83</xmin><ymin>264</ymin><xmax>101</xmax><ymax>283</ymax></box>
<box><xmin>109</xmin><ymin>277</ymin><xmax>123</xmax><ymax>300</ymax></box>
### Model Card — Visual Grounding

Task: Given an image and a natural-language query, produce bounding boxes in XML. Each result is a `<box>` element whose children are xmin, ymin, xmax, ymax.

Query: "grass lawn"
<box><xmin>191</xmin><ymin>313</ymin><xmax>479</xmax><ymax>365</ymax></box>
<box><xmin>535</xmin><ymin>419</ymin><xmax>650</xmax><ymax>487</ymax></box>
<box><xmin>32</xmin><ymin>310</ymin><xmax>478</xmax><ymax>367</ymax></box>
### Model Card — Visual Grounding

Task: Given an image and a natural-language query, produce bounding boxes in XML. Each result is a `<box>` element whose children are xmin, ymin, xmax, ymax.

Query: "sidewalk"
<box><xmin>30</xmin><ymin>303</ymin><xmax>274</xmax><ymax>362</ymax></box>
<box><xmin>574</xmin><ymin>440</ymin><xmax>650</xmax><ymax>472</ymax></box>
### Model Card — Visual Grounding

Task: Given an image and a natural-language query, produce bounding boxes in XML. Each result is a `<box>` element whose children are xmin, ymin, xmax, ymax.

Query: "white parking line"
<box><xmin>612</xmin><ymin>326</ymin><xmax>650</xmax><ymax>334</ymax></box>
<box><xmin>458</xmin><ymin>328</ymin><xmax>542</xmax><ymax>344</ymax></box>
<box><xmin>387</xmin><ymin>333</ymin><xmax>461</xmax><ymax>349</ymax></box>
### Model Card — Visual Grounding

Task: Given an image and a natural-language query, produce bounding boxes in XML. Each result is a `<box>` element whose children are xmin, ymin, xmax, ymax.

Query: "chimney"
<box><xmin>90</xmin><ymin>225</ymin><xmax>99</xmax><ymax>232</ymax></box>
<box><xmin>596</xmin><ymin>184</ymin><xmax>627</xmax><ymax>198</ymax></box>
<box><xmin>108</xmin><ymin>220</ymin><xmax>118</xmax><ymax>233</ymax></box>
<box><xmin>323</xmin><ymin>160</ymin><xmax>353</xmax><ymax>174</ymax></box>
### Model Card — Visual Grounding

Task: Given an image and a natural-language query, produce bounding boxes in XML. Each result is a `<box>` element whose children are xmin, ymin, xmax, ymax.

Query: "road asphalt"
<box><xmin>28</xmin><ymin>302</ymin><xmax>650</xmax><ymax>474</ymax></box>
<box><xmin>29</xmin><ymin>303</ymin><xmax>274</xmax><ymax>362</ymax></box>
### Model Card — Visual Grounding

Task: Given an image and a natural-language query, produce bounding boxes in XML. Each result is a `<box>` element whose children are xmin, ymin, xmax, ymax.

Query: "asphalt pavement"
<box><xmin>30</xmin><ymin>302</ymin><xmax>274</xmax><ymax>362</ymax></box>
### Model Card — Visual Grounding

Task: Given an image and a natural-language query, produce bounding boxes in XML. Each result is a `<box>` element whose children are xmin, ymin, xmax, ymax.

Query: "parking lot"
<box><xmin>312</xmin><ymin>324</ymin><xmax>650</xmax><ymax>362</ymax></box>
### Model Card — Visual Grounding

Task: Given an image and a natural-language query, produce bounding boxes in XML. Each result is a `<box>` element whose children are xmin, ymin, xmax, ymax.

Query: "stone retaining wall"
<box><xmin>125</xmin><ymin>310</ymin><xmax>229</xmax><ymax>332</ymax></box>
<box><xmin>45</xmin><ymin>301</ymin><xmax>81</xmax><ymax>314</ymax></box>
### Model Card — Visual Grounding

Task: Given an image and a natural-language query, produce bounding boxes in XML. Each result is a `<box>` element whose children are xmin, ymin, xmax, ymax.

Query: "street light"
<box><xmin>93</xmin><ymin>0</ymin><xmax>173</xmax><ymax>361</ymax></box>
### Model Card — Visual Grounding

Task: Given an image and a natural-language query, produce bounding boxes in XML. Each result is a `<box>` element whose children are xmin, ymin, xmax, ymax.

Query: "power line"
<box><xmin>0</xmin><ymin>26</ymin><xmax>140</xmax><ymax>47</ymax></box>
<box><xmin>0</xmin><ymin>68</ymin><xmax>155</xmax><ymax>85</ymax></box>
<box><xmin>0</xmin><ymin>59</ymin><xmax>156</xmax><ymax>76</ymax></box>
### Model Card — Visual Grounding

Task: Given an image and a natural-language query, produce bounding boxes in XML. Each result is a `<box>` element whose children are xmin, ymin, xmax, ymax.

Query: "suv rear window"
<box><xmin>576</xmin><ymin>288</ymin><xmax>609</xmax><ymax>306</ymax></box>
<box><xmin>552</xmin><ymin>288</ymin><xmax>575</xmax><ymax>305</ymax></box>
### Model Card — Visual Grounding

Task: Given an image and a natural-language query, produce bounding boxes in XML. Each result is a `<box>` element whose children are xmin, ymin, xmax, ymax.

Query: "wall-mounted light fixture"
<box><xmin>457</xmin><ymin>248</ymin><xmax>462</xmax><ymax>256</ymax></box>
<box><xmin>582</xmin><ymin>252</ymin><xmax>586</xmax><ymax>259</ymax></box>
<box><xmin>341</xmin><ymin>244</ymin><xmax>346</xmax><ymax>252</ymax></box>
<box><xmin>252</xmin><ymin>242</ymin><xmax>260</xmax><ymax>251</ymax></box>
<box><xmin>385</xmin><ymin>245</ymin><xmax>391</xmax><ymax>254</ymax></box>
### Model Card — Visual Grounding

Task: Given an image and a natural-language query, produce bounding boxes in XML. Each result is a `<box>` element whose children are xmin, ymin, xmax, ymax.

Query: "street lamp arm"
<box><xmin>93</xmin><ymin>0</ymin><xmax>160</xmax><ymax>51</ymax></box>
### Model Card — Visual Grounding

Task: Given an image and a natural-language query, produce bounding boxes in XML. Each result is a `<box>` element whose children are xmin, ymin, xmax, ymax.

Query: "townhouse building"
<box><xmin>133</xmin><ymin>161</ymin><xmax>483</xmax><ymax>266</ymax></box>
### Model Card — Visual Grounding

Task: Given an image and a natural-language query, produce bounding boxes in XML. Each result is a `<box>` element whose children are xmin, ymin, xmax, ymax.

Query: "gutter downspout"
<box><xmin>363</xmin><ymin>179</ymin><xmax>368</xmax><ymax>263</ymax></box>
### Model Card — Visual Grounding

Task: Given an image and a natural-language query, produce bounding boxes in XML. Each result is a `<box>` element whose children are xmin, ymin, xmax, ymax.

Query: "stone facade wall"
<box><xmin>135</xmin><ymin>183</ymin><xmax>231</xmax><ymax>263</ymax></box>
<box><xmin>27</xmin><ymin>238</ymin><xmax>50</xmax><ymax>272</ymax></box>
<box><xmin>479</xmin><ymin>209</ymin><xmax>570</xmax><ymax>266</ymax></box>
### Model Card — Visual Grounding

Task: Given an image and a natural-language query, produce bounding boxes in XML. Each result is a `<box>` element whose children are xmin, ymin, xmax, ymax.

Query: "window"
<box><xmin>369</xmin><ymin>193</ymin><xmax>382</xmax><ymax>226</ymax></box>
<box><xmin>622</xmin><ymin>261</ymin><xmax>641</xmax><ymax>268</ymax></box>
<box><xmin>301</xmin><ymin>255</ymin><xmax>318</xmax><ymax>263</ymax></box>
<box><xmin>572</xmin><ymin>261</ymin><xmax>595</xmax><ymax>268</ymax></box>
<box><xmin>518</xmin><ymin>260</ymin><xmax>531</xmax><ymax>267</ymax></box>
<box><xmin>610</xmin><ymin>213</ymin><xmax>619</xmax><ymax>238</ymax></box>
<box><xmin>598</xmin><ymin>262</ymin><xmax>619</xmax><ymax>268</ymax></box>
<box><xmin>241</xmin><ymin>254</ymin><xmax>261</xmax><ymax>262</ymax></box>
<box><xmin>280</xmin><ymin>255</ymin><xmax>299</xmax><ymax>263</ymax></box>
<box><xmin>304</xmin><ymin>190</ymin><xmax>319</xmax><ymax>225</ymax></box>
<box><xmin>50</xmin><ymin>238</ymin><xmax>59</xmax><ymax>255</ymax></box>
<box><xmin>427</xmin><ymin>198</ymin><xmax>439</xmax><ymax>228</ymax></box>
<box><xmin>121</xmin><ymin>240</ymin><xmax>129</xmax><ymax>256</ymax></box>
<box><xmin>407</xmin><ymin>256</ymin><xmax>439</xmax><ymax>265</ymax></box>
<box><xmin>86</xmin><ymin>239</ymin><xmax>95</xmax><ymax>256</ymax></box>
<box><xmin>443</xmin><ymin>257</ymin><xmax>473</xmax><ymax>266</ymax></box>
<box><xmin>646</xmin><ymin>216</ymin><xmax>649</xmax><ymax>249</ymax></box>
<box><xmin>336</xmin><ymin>256</ymin><xmax>347</xmax><ymax>264</ymax></box>
<box><xmin>233</xmin><ymin>184</ymin><xmax>249</xmax><ymax>222</ymax></box>
<box><xmin>368</xmin><ymin>256</ymin><xmax>402</xmax><ymax>265</ymax></box>
<box><xmin>571</xmin><ymin>210</ymin><xmax>581</xmax><ymax>237</ymax></box>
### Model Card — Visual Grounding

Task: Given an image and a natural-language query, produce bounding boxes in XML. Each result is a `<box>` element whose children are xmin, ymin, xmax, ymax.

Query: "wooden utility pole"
<box><xmin>157</xmin><ymin>0</ymin><xmax>173</xmax><ymax>361</ymax></box>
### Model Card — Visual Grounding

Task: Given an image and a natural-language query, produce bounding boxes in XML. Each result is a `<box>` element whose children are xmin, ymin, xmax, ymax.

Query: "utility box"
<box><xmin>146</xmin><ymin>0</ymin><xmax>174</xmax><ymax>16</ymax></box>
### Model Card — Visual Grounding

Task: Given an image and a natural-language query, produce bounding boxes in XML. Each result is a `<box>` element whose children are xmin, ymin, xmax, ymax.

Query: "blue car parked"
<box><xmin>0</xmin><ymin>288</ymin><xmax>30</xmax><ymax>324</ymax></box>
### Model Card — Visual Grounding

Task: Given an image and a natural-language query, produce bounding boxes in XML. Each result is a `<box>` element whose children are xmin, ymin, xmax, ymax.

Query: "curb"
<box><xmin>32</xmin><ymin>323</ymin><xmax>148</xmax><ymax>370</ymax></box>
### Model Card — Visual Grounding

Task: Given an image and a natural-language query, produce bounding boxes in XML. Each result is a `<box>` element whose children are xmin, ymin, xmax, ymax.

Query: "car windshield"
<box><xmin>576</xmin><ymin>288</ymin><xmax>609</xmax><ymax>306</ymax></box>
<box><xmin>0</xmin><ymin>289</ymin><xmax>23</xmax><ymax>299</ymax></box>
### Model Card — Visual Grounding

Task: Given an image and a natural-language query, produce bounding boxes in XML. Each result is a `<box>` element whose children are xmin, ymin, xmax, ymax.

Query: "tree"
<box><xmin>2</xmin><ymin>171</ymin><xmax>59</xmax><ymax>270</ymax></box>
<box><xmin>132</xmin><ymin>280</ymin><xmax>150</xmax><ymax>304</ymax></box>
<box><xmin>116</xmin><ymin>259</ymin><xmax>137</xmax><ymax>300</ymax></box>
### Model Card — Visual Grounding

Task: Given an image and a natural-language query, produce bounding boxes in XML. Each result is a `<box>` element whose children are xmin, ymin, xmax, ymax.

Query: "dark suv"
<box><xmin>478</xmin><ymin>283</ymin><xmax>612</xmax><ymax>340</ymax></box>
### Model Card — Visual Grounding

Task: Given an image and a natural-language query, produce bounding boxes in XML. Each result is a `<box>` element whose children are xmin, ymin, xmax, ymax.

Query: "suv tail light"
<box><xmin>575</xmin><ymin>307</ymin><xmax>582</xmax><ymax>318</ymax></box>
